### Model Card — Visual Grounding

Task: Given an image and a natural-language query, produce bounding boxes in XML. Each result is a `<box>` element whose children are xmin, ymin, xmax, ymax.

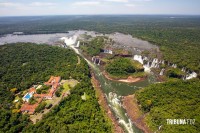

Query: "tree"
<box><xmin>35</xmin><ymin>102</ymin><xmax>47</xmax><ymax>113</ymax></box>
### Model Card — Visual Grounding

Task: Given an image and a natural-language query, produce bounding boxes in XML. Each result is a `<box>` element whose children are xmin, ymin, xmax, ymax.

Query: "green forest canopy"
<box><xmin>80</xmin><ymin>36</ymin><xmax>105</xmax><ymax>56</ymax></box>
<box><xmin>136</xmin><ymin>79</ymin><xmax>200</xmax><ymax>133</ymax></box>
<box><xmin>0</xmin><ymin>15</ymin><xmax>199</xmax><ymax>72</ymax></box>
<box><xmin>105</xmin><ymin>58</ymin><xmax>144</xmax><ymax>78</ymax></box>
<box><xmin>0</xmin><ymin>43</ymin><xmax>111</xmax><ymax>133</ymax></box>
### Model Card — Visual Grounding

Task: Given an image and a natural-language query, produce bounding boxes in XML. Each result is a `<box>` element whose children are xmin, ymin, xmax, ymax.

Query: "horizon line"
<box><xmin>1</xmin><ymin>14</ymin><xmax>200</xmax><ymax>17</ymax></box>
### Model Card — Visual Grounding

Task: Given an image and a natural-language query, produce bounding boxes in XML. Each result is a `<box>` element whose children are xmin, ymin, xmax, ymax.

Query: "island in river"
<box><xmin>0</xmin><ymin>29</ymin><xmax>199</xmax><ymax>133</ymax></box>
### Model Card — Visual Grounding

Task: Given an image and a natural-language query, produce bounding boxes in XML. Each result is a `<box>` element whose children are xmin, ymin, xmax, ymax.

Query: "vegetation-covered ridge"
<box><xmin>135</xmin><ymin>79</ymin><xmax>200</xmax><ymax>133</ymax></box>
<box><xmin>105</xmin><ymin>58</ymin><xmax>145</xmax><ymax>79</ymax></box>
<box><xmin>80</xmin><ymin>36</ymin><xmax>106</xmax><ymax>56</ymax></box>
<box><xmin>0</xmin><ymin>43</ymin><xmax>111</xmax><ymax>132</ymax></box>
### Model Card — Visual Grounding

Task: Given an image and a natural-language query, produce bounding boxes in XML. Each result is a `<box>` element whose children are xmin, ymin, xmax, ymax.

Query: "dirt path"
<box><xmin>122</xmin><ymin>94</ymin><xmax>152</xmax><ymax>133</ymax></box>
<box><xmin>77</xmin><ymin>56</ymin><xmax>81</xmax><ymax>65</ymax></box>
<box><xmin>91</xmin><ymin>72</ymin><xmax>124</xmax><ymax>133</ymax></box>
<box><xmin>30</xmin><ymin>91</ymin><xmax>70</xmax><ymax>124</ymax></box>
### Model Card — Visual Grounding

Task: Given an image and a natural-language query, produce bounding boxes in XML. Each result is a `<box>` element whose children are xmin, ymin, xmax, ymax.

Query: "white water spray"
<box><xmin>108</xmin><ymin>92</ymin><xmax>135</xmax><ymax>133</ymax></box>
<box><xmin>186</xmin><ymin>72</ymin><xmax>197</xmax><ymax>80</ymax></box>
<box><xmin>159</xmin><ymin>68</ymin><xmax>165</xmax><ymax>76</ymax></box>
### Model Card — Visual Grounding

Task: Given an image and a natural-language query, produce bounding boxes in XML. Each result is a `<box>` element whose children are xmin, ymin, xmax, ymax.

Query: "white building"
<box><xmin>104</xmin><ymin>49</ymin><xmax>113</xmax><ymax>54</ymax></box>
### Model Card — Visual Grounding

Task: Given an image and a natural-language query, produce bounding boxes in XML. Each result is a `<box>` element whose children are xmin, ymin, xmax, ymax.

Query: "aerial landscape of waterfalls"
<box><xmin>60</xmin><ymin>33</ymin><xmax>140</xmax><ymax>133</ymax></box>
<box><xmin>0</xmin><ymin>29</ymin><xmax>199</xmax><ymax>133</ymax></box>
<box><xmin>1</xmin><ymin>1</ymin><xmax>200</xmax><ymax>131</ymax></box>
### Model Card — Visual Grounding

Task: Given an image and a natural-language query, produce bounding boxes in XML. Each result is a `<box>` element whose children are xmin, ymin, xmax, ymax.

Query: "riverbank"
<box><xmin>91</xmin><ymin>72</ymin><xmax>124</xmax><ymax>133</ymax></box>
<box><xmin>122</xmin><ymin>94</ymin><xmax>152</xmax><ymax>133</ymax></box>
<box><xmin>103</xmin><ymin>71</ymin><xmax>145</xmax><ymax>83</ymax></box>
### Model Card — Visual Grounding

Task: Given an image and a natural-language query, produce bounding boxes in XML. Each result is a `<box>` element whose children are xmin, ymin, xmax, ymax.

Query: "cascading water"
<box><xmin>61</xmin><ymin>34</ymin><xmax>197</xmax><ymax>133</ymax></box>
<box><xmin>133</xmin><ymin>55</ymin><xmax>143</xmax><ymax>64</ymax></box>
<box><xmin>92</xmin><ymin>56</ymin><xmax>101</xmax><ymax>65</ymax></box>
<box><xmin>61</xmin><ymin>35</ymin><xmax>147</xmax><ymax>133</ymax></box>
<box><xmin>181</xmin><ymin>67</ymin><xmax>186</xmax><ymax>72</ymax></box>
<box><xmin>159</xmin><ymin>68</ymin><xmax>165</xmax><ymax>76</ymax></box>
<box><xmin>61</xmin><ymin>36</ymin><xmax>146</xmax><ymax>133</ymax></box>
<box><xmin>133</xmin><ymin>54</ymin><xmax>197</xmax><ymax>80</ymax></box>
<box><xmin>133</xmin><ymin>55</ymin><xmax>162</xmax><ymax>72</ymax></box>
<box><xmin>75</xmin><ymin>41</ymin><xmax>80</xmax><ymax>48</ymax></box>
<box><xmin>186</xmin><ymin>72</ymin><xmax>197</xmax><ymax>80</ymax></box>
<box><xmin>98</xmin><ymin>59</ymin><xmax>101</xmax><ymax>65</ymax></box>
<box><xmin>172</xmin><ymin>64</ymin><xmax>177</xmax><ymax>68</ymax></box>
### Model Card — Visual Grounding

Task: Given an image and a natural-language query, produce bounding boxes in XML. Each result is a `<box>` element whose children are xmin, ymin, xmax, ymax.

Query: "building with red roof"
<box><xmin>20</xmin><ymin>76</ymin><xmax>61</xmax><ymax>114</ymax></box>
<box><xmin>20</xmin><ymin>103</ymin><xmax>38</xmax><ymax>114</ymax></box>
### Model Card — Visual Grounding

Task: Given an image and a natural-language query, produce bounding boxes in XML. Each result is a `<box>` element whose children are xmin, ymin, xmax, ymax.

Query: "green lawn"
<box><xmin>63</xmin><ymin>79</ymin><xmax>79</xmax><ymax>92</ymax></box>
<box><xmin>63</xmin><ymin>82</ymin><xmax>70</xmax><ymax>92</ymax></box>
<box><xmin>81</xmin><ymin>92</ymin><xmax>90</xmax><ymax>100</ymax></box>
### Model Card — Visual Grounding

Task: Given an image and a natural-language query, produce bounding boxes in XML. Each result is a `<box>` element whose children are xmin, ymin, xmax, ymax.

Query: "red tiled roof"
<box><xmin>44</xmin><ymin>76</ymin><xmax>61</xmax><ymax>86</ymax></box>
<box><xmin>47</xmin><ymin>76</ymin><xmax>54</xmax><ymax>83</ymax></box>
<box><xmin>29</xmin><ymin>87</ymin><xmax>36</xmax><ymax>93</ymax></box>
<box><xmin>20</xmin><ymin>76</ymin><xmax>61</xmax><ymax>114</ymax></box>
<box><xmin>34</xmin><ymin>93</ymin><xmax>49</xmax><ymax>98</ymax></box>
<box><xmin>37</xmin><ymin>97</ymin><xmax>43</xmax><ymax>103</ymax></box>
<box><xmin>20</xmin><ymin>103</ymin><xmax>38</xmax><ymax>114</ymax></box>
<box><xmin>34</xmin><ymin>83</ymin><xmax>59</xmax><ymax>99</ymax></box>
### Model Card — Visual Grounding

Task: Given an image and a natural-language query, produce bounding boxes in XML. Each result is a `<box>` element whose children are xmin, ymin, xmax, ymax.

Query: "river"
<box><xmin>68</xmin><ymin>40</ymin><xmax>156</xmax><ymax>133</ymax></box>
<box><xmin>0</xmin><ymin>30</ymin><xmax>158</xmax><ymax>133</ymax></box>
<box><xmin>0</xmin><ymin>30</ymin><xmax>159</xmax><ymax>52</ymax></box>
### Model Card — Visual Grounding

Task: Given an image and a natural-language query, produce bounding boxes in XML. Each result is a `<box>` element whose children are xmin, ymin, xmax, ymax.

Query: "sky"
<box><xmin>0</xmin><ymin>0</ymin><xmax>200</xmax><ymax>16</ymax></box>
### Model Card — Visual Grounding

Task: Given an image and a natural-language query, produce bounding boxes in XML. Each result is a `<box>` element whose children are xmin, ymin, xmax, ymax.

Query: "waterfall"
<box><xmin>133</xmin><ymin>54</ymin><xmax>196</xmax><ymax>80</ymax></box>
<box><xmin>172</xmin><ymin>64</ymin><xmax>177</xmax><ymax>68</ymax></box>
<box><xmin>146</xmin><ymin>62</ymin><xmax>150</xmax><ymax>68</ymax></box>
<box><xmin>159</xmin><ymin>68</ymin><xmax>165</xmax><ymax>76</ymax></box>
<box><xmin>133</xmin><ymin>55</ymin><xmax>143</xmax><ymax>64</ymax></box>
<box><xmin>186</xmin><ymin>72</ymin><xmax>197</xmax><ymax>80</ymax></box>
<box><xmin>182</xmin><ymin>75</ymin><xmax>186</xmax><ymax>80</ymax></box>
<box><xmin>94</xmin><ymin>58</ymin><xmax>97</xmax><ymax>64</ymax></box>
<box><xmin>61</xmin><ymin>36</ymin><xmax>157</xmax><ymax>133</ymax></box>
<box><xmin>91</xmin><ymin>56</ymin><xmax>101</xmax><ymax>65</ymax></box>
<box><xmin>98</xmin><ymin>59</ymin><xmax>101</xmax><ymax>65</ymax></box>
<box><xmin>181</xmin><ymin>67</ymin><xmax>186</xmax><ymax>72</ymax></box>
<box><xmin>144</xmin><ymin>57</ymin><xmax>148</xmax><ymax>60</ymax></box>
<box><xmin>75</xmin><ymin>41</ymin><xmax>80</xmax><ymax>48</ymax></box>
<box><xmin>60</xmin><ymin>35</ymin><xmax>77</xmax><ymax>46</ymax></box>
<box><xmin>95</xmin><ymin>58</ymin><xmax>98</xmax><ymax>64</ymax></box>
<box><xmin>134</xmin><ymin>55</ymin><xmax>151</xmax><ymax>72</ymax></box>
<box><xmin>143</xmin><ymin>65</ymin><xmax>151</xmax><ymax>73</ymax></box>
<box><xmin>151</xmin><ymin>58</ymin><xmax>159</xmax><ymax>68</ymax></box>
<box><xmin>133</xmin><ymin>55</ymin><xmax>163</xmax><ymax>72</ymax></box>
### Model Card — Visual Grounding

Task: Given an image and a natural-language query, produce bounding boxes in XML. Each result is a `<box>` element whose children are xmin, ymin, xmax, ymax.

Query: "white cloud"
<box><xmin>0</xmin><ymin>2</ymin><xmax>56</xmax><ymax>8</ymax></box>
<box><xmin>132</xmin><ymin>0</ymin><xmax>152</xmax><ymax>2</ymax></box>
<box><xmin>0</xmin><ymin>2</ymin><xmax>22</xmax><ymax>7</ymax></box>
<box><xmin>104</xmin><ymin>0</ymin><xmax>129</xmax><ymax>3</ymax></box>
<box><xmin>125</xmin><ymin>4</ymin><xmax>135</xmax><ymax>7</ymax></box>
<box><xmin>73</xmin><ymin>1</ymin><xmax>100</xmax><ymax>6</ymax></box>
<box><xmin>30</xmin><ymin>2</ymin><xmax>56</xmax><ymax>7</ymax></box>
<box><xmin>143</xmin><ymin>0</ymin><xmax>152</xmax><ymax>1</ymax></box>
